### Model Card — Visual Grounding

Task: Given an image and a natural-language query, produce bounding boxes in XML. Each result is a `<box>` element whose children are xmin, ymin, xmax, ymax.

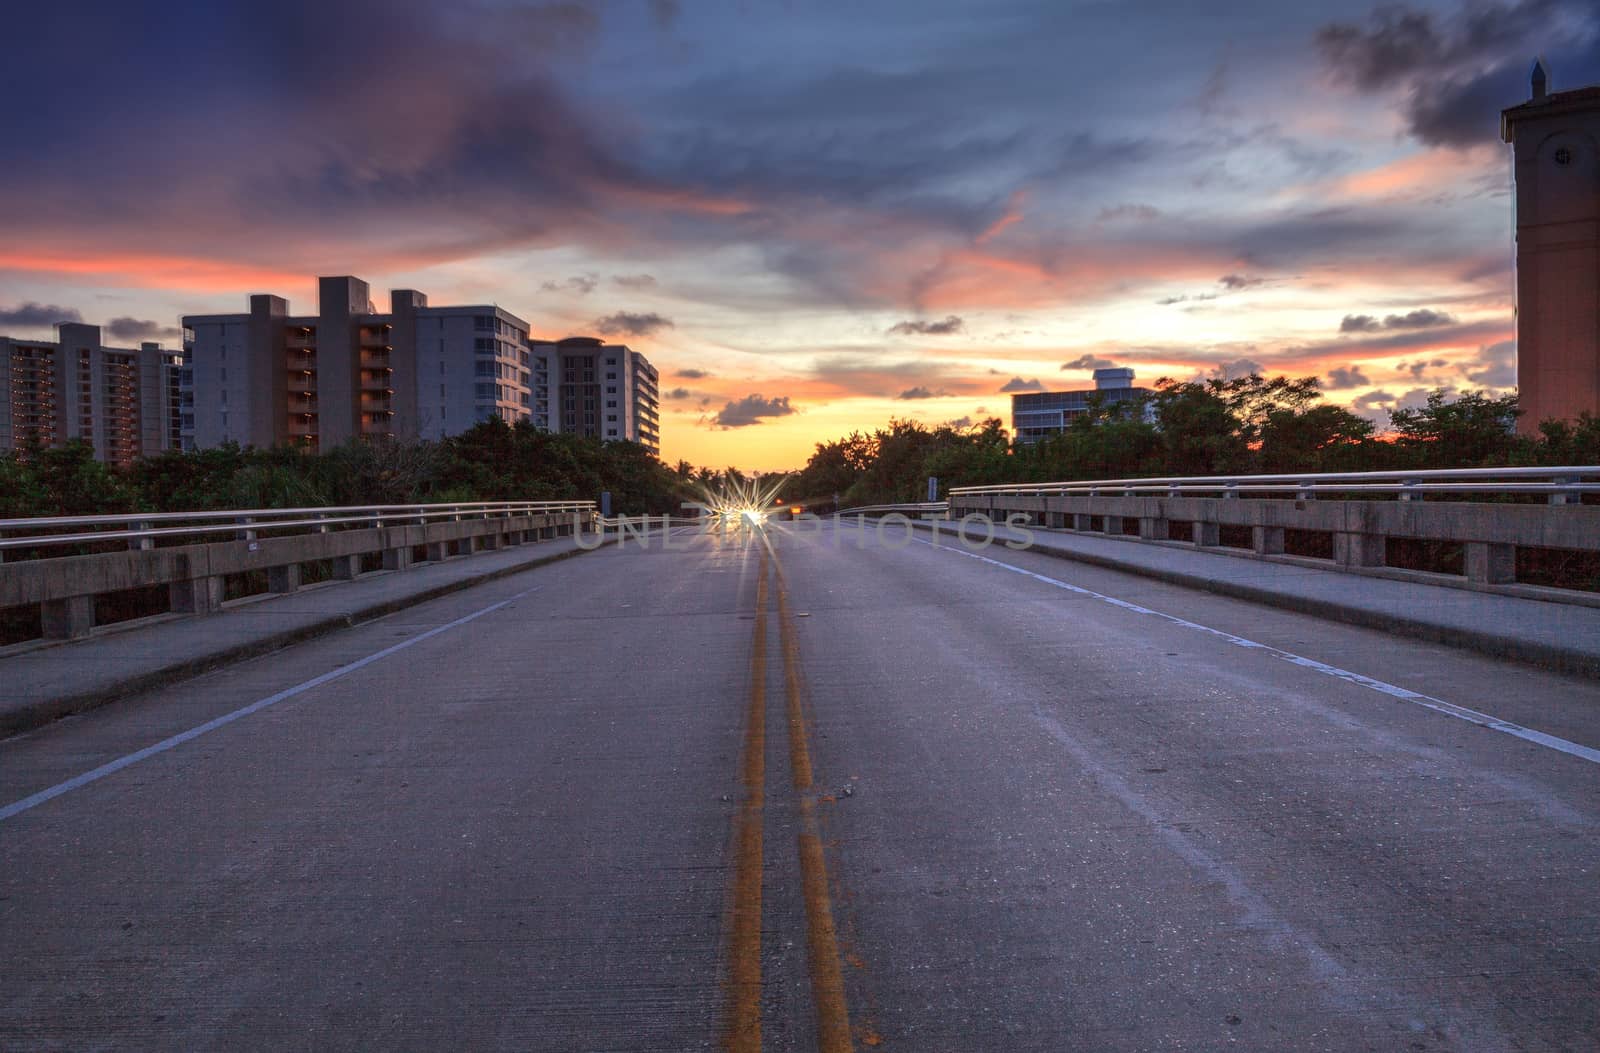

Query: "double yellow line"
<box><xmin>725</xmin><ymin>546</ymin><xmax>854</xmax><ymax>1052</ymax></box>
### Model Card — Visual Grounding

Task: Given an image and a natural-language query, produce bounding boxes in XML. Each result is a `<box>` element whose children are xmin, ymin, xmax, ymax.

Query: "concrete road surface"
<box><xmin>3</xmin><ymin>521</ymin><xmax>1597</xmax><ymax>1051</ymax></box>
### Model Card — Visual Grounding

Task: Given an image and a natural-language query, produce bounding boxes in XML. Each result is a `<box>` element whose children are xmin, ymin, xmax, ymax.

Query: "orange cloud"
<box><xmin>0</xmin><ymin>252</ymin><xmax>309</xmax><ymax>294</ymax></box>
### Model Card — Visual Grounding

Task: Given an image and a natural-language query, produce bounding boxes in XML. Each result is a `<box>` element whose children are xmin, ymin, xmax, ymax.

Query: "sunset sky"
<box><xmin>4</xmin><ymin>0</ymin><xmax>1599</xmax><ymax>470</ymax></box>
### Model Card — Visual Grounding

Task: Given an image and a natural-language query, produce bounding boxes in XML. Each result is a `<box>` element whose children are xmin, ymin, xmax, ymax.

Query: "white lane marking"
<box><xmin>912</xmin><ymin>535</ymin><xmax>1600</xmax><ymax>767</ymax></box>
<box><xmin>0</xmin><ymin>585</ymin><xmax>543</xmax><ymax>823</ymax></box>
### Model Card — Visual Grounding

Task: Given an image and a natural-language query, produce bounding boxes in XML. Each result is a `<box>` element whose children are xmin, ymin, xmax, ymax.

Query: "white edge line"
<box><xmin>0</xmin><ymin>585</ymin><xmax>543</xmax><ymax>823</ymax></box>
<box><xmin>910</xmin><ymin>535</ymin><xmax>1600</xmax><ymax>767</ymax></box>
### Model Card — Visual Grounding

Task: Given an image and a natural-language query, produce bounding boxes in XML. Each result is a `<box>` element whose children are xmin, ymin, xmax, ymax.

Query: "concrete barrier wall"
<box><xmin>2</xmin><ymin>511</ymin><xmax>593</xmax><ymax>639</ymax></box>
<box><xmin>947</xmin><ymin>494</ymin><xmax>1600</xmax><ymax>587</ymax></box>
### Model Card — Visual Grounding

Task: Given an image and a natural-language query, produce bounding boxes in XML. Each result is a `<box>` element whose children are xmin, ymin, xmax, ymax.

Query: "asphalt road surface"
<box><xmin>3</xmin><ymin>521</ymin><xmax>1598</xmax><ymax>1051</ymax></box>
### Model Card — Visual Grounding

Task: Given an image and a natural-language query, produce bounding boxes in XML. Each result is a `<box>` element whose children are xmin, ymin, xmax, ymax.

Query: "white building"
<box><xmin>182</xmin><ymin>276</ymin><xmax>536</xmax><ymax>450</ymax></box>
<box><xmin>1</xmin><ymin>323</ymin><xmax>182</xmax><ymax>465</ymax></box>
<box><xmin>536</xmin><ymin>336</ymin><xmax>660</xmax><ymax>454</ymax></box>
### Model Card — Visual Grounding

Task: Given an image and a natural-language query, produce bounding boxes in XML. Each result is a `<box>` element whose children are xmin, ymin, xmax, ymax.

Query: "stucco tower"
<box><xmin>1501</xmin><ymin>61</ymin><xmax>1600</xmax><ymax>432</ymax></box>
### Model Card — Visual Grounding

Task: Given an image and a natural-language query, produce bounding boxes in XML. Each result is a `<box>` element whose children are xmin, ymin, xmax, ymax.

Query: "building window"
<box><xmin>474</xmin><ymin>315</ymin><xmax>494</xmax><ymax>331</ymax></box>
<box><xmin>606</xmin><ymin>400</ymin><xmax>616</xmax><ymax>408</ymax></box>
<box><xmin>607</xmin><ymin>414</ymin><xmax>617</xmax><ymax>422</ymax></box>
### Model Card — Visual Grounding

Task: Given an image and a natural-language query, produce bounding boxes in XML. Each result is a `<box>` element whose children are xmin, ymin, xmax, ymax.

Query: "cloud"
<box><xmin>593</xmin><ymin>311</ymin><xmax>675</xmax><ymax>336</ymax></box>
<box><xmin>611</xmin><ymin>273</ymin><xmax>658</xmax><ymax>289</ymax></box>
<box><xmin>665</xmin><ymin>387</ymin><xmax>694</xmax><ymax>400</ymax></box>
<box><xmin>887</xmin><ymin>315</ymin><xmax>965</xmax><ymax>336</ymax></box>
<box><xmin>1202</xmin><ymin>358</ymin><xmax>1265</xmax><ymax>380</ymax></box>
<box><xmin>1341</xmin><ymin>309</ymin><xmax>1455</xmax><ymax>333</ymax></box>
<box><xmin>710</xmin><ymin>394</ymin><xmax>797</xmax><ymax>428</ymax></box>
<box><xmin>1325</xmin><ymin>365</ymin><xmax>1371</xmax><ymax>389</ymax></box>
<box><xmin>1385</xmin><ymin>308</ymin><xmax>1456</xmax><ymax>329</ymax></box>
<box><xmin>1061</xmin><ymin>354</ymin><xmax>1115</xmax><ymax>371</ymax></box>
<box><xmin>897</xmin><ymin>386</ymin><xmax>943</xmax><ymax>400</ymax></box>
<box><xmin>1095</xmin><ymin>203</ymin><xmax>1161</xmax><ymax>223</ymax></box>
<box><xmin>999</xmin><ymin>376</ymin><xmax>1044</xmax><ymax>393</ymax></box>
<box><xmin>676</xmin><ymin>368</ymin><xmax>711</xmax><ymax>379</ymax></box>
<box><xmin>802</xmin><ymin>354</ymin><xmax>987</xmax><ymax>399</ymax></box>
<box><xmin>1354</xmin><ymin>390</ymin><xmax>1397</xmax><ymax>411</ymax></box>
<box><xmin>1397</xmin><ymin>356</ymin><xmax>1451</xmax><ymax>379</ymax></box>
<box><xmin>946</xmin><ymin>416</ymin><xmax>974</xmax><ymax>429</ymax></box>
<box><xmin>1464</xmin><ymin>339</ymin><xmax>1516</xmax><ymax>387</ymax></box>
<box><xmin>1316</xmin><ymin>0</ymin><xmax>1600</xmax><ymax>147</ymax></box>
<box><xmin>649</xmin><ymin>0</ymin><xmax>680</xmax><ymax>28</ymax></box>
<box><xmin>1217</xmin><ymin>273</ymin><xmax>1265</xmax><ymax>290</ymax></box>
<box><xmin>106</xmin><ymin>316</ymin><xmax>180</xmax><ymax>341</ymax></box>
<box><xmin>543</xmin><ymin>274</ymin><xmax>601</xmax><ymax>295</ymax></box>
<box><xmin>0</xmin><ymin>302</ymin><xmax>82</xmax><ymax>329</ymax></box>
<box><xmin>1156</xmin><ymin>274</ymin><xmax>1269</xmax><ymax>307</ymax></box>
<box><xmin>513</xmin><ymin>2</ymin><xmax>602</xmax><ymax>55</ymax></box>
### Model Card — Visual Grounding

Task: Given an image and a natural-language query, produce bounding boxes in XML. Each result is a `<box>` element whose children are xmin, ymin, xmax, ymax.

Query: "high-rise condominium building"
<box><xmin>1502</xmin><ymin>64</ymin><xmax>1600</xmax><ymax>432</ymax></box>
<box><xmin>538</xmin><ymin>336</ymin><xmax>660</xmax><ymax>454</ymax></box>
<box><xmin>1</xmin><ymin>323</ymin><xmax>183</xmax><ymax>465</ymax></box>
<box><xmin>1011</xmin><ymin>368</ymin><xmax>1153</xmax><ymax>445</ymax></box>
<box><xmin>181</xmin><ymin>275</ymin><xmax>539</xmax><ymax>451</ymax></box>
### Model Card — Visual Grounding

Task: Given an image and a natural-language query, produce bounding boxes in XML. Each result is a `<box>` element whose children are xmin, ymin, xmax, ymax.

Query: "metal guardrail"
<box><xmin>837</xmin><ymin>502</ymin><xmax>948</xmax><ymax>517</ymax></box>
<box><xmin>0</xmin><ymin>501</ymin><xmax>596</xmax><ymax>557</ymax></box>
<box><xmin>950</xmin><ymin>466</ymin><xmax>1600</xmax><ymax>503</ymax></box>
<box><xmin>1</xmin><ymin>500</ymin><xmax>601</xmax><ymax>641</ymax></box>
<box><xmin>847</xmin><ymin>469</ymin><xmax>1600</xmax><ymax>599</ymax></box>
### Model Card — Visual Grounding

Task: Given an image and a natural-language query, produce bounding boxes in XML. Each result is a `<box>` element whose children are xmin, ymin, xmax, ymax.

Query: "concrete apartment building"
<box><xmin>182</xmin><ymin>276</ymin><xmax>538</xmax><ymax>451</ymax></box>
<box><xmin>1</xmin><ymin>323</ymin><xmax>183</xmax><ymax>465</ymax></box>
<box><xmin>1502</xmin><ymin>65</ymin><xmax>1600</xmax><ymax>433</ymax></box>
<box><xmin>1011</xmin><ymin>367</ymin><xmax>1153</xmax><ymax>445</ymax></box>
<box><xmin>538</xmin><ymin>336</ymin><xmax>661</xmax><ymax>454</ymax></box>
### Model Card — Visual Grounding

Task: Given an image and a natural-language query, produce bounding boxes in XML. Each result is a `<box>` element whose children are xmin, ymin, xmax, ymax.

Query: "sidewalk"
<box><xmin>915</xmin><ymin>519</ymin><xmax>1600</xmax><ymax>680</ymax></box>
<box><xmin>2</xmin><ymin>536</ymin><xmax>599</xmax><ymax>737</ymax></box>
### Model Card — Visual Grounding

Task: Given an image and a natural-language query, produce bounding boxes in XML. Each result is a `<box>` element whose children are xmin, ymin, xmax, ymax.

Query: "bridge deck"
<box><xmin>3</xmin><ymin>522</ymin><xmax>1598</xmax><ymax>1050</ymax></box>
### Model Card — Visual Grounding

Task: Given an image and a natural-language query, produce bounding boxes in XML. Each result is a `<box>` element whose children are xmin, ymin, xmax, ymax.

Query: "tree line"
<box><xmin>790</xmin><ymin>376</ymin><xmax>1600</xmax><ymax>508</ymax></box>
<box><xmin>0</xmin><ymin>418</ymin><xmax>701</xmax><ymax>519</ymax></box>
<box><xmin>4</xmin><ymin>379</ymin><xmax>1597</xmax><ymax>520</ymax></box>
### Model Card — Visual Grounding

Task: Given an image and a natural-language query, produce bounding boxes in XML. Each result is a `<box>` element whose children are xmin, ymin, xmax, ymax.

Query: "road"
<box><xmin>2</xmin><ymin>521</ymin><xmax>1598</xmax><ymax>1051</ymax></box>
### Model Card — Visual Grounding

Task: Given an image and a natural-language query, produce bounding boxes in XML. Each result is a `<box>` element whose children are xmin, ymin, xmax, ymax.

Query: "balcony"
<box><xmin>287</xmin><ymin>396</ymin><xmax>318</xmax><ymax>414</ymax></box>
<box><xmin>286</xmin><ymin>331</ymin><xmax>317</xmax><ymax>349</ymax></box>
<box><xmin>359</xmin><ymin>327</ymin><xmax>392</xmax><ymax>348</ymax></box>
<box><xmin>360</xmin><ymin>395</ymin><xmax>393</xmax><ymax>413</ymax></box>
<box><xmin>359</xmin><ymin>370</ymin><xmax>394</xmax><ymax>393</ymax></box>
<box><xmin>288</xmin><ymin>416</ymin><xmax>318</xmax><ymax>437</ymax></box>
<box><xmin>288</xmin><ymin>375</ymin><xmax>317</xmax><ymax>395</ymax></box>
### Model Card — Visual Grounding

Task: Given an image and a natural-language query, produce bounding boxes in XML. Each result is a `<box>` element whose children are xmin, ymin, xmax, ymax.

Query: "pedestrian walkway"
<box><xmin>912</xmin><ymin>518</ymin><xmax>1600</xmax><ymax>680</ymax></box>
<box><xmin>1</xmin><ymin>536</ymin><xmax>598</xmax><ymax>737</ymax></box>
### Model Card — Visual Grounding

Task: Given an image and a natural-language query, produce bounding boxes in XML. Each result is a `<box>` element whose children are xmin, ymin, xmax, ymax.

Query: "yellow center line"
<box><xmin>724</xmin><ymin>546</ymin><xmax>768</xmax><ymax>1053</ymax></box>
<box><xmin>774</xmin><ymin>558</ymin><xmax>856</xmax><ymax>1053</ymax></box>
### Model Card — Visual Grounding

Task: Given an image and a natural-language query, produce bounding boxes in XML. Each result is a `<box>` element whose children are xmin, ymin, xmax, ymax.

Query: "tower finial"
<box><xmin>1532</xmin><ymin>58</ymin><xmax>1549</xmax><ymax>100</ymax></box>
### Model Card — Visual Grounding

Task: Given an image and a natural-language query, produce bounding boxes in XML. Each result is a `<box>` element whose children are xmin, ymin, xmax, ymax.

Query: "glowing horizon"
<box><xmin>3</xmin><ymin>0</ymin><xmax>1590</xmax><ymax>473</ymax></box>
